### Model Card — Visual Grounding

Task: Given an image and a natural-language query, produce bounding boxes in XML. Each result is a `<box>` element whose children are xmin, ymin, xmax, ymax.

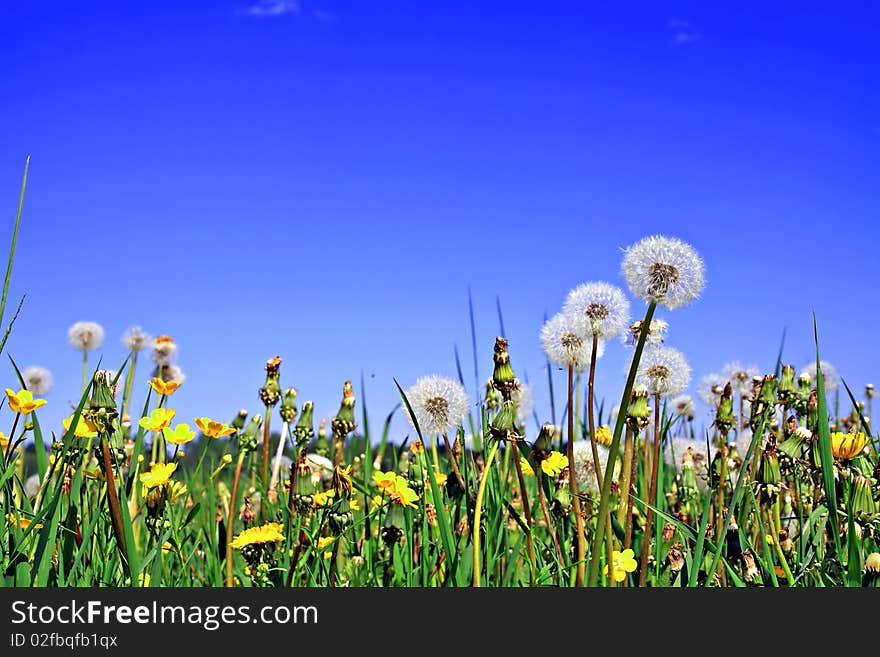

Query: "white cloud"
<box><xmin>247</xmin><ymin>0</ymin><xmax>300</xmax><ymax>17</ymax></box>
<box><xmin>667</xmin><ymin>18</ymin><xmax>700</xmax><ymax>46</ymax></box>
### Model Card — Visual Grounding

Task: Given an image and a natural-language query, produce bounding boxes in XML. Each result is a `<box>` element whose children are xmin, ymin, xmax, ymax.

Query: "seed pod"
<box><xmin>491</xmin><ymin>337</ymin><xmax>519</xmax><ymax>401</ymax></box>
<box><xmin>279</xmin><ymin>387</ymin><xmax>298</xmax><ymax>423</ymax></box>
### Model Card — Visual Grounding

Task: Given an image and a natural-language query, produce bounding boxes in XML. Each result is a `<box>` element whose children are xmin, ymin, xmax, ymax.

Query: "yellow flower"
<box><xmin>6</xmin><ymin>514</ymin><xmax>42</xmax><ymax>530</ymax></box>
<box><xmin>541</xmin><ymin>451</ymin><xmax>569</xmax><ymax>477</ymax></box>
<box><xmin>194</xmin><ymin>417</ymin><xmax>236</xmax><ymax>438</ymax></box>
<box><xmin>312</xmin><ymin>489</ymin><xmax>336</xmax><ymax>508</ymax></box>
<box><xmin>5</xmin><ymin>388</ymin><xmax>47</xmax><ymax>414</ymax></box>
<box><xmin>139</xmin><ymin>462</ymin><xmax>177</xmax><ymax>490</ymax></box>
<box><xmin>62</xmin><ymin>414</ymin><xmax>98</xmax><ymax>439</ymax></box>
<box><xmin>138</xmin><ymin>572</ymin><xmax>151</xmax><ymax>587</ymax></box>
<box><xmin>830</xmin><ymin>431</ymin><xmax>870</xmax><ymax>460</ymax></box>
<box><xmin>139</xmin><ymin>408</ymin><xmax>176</xmax><ymax>432</ymax></box>
<box><xmin>149</xmin><ymin>377</ymin><xmax>182</xmax><ymax>396</ymax></box>
<box><xmin>230</xmin><ymin>521</ymin><xmax>284</xmax><ymax>549</ymax></box>
<box><xmin>350</xmin><ymin>497</ymin><xmax>362</xmax><ymax>512</ymax></box>
<box><xmin>317</xmin><ymin>536</ymin><xmax>335</xmax><ymax>550</ymax></box>
<box><xmin>427</xmin><ymin>470</ymin><xmax>447</xmax><ymax>487</ymax></box>
<box><xmin>373</xmin><ymin>470</ymin><xmax>397</xmax><ymax>494</ymax></box>
<box><xmin>604</xmin><ymin>548</ymin><xmax>638</xmax><ymax>583</ymax></box>
<box><xmin>595</xmin><ymin>425</ymin><xmax>612</xmax><ymax>446</ymax></box>
<box><xmin>0</xmin><ymin>431</ymin><xmax>20</xmax><ymax>455</ymax></box>
<box><xmin>390</xmin><ymin>475</ymin><xmax>419</xmax><ymax>508</ymax></box>
<box><xmin>519</xmin><ymin>457</ymin><xmax>535</xmax><ymax>477</ymax></box>
<box><xmin>163</xmin><ymin>423</ymin><xmax>196</xmax><ymax>445</ymax></box>
<box><xmin>411</xmin><ymin>440</ymin><xmax>425</xmax><ymax>454</ymax></box>
<box><xmin>333</xmin><ymin>465</ymin><xmax>353</xmax><ymax>494</ymax></box>
<box><xmin>371</xmin><ymin>494</ymin><xmax>385</xmax><ymax>509</ymax></box>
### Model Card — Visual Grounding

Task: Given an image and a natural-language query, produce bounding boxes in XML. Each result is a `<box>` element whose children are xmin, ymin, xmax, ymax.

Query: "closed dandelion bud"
<box><xmin>484</xmin><ymin>378</ymin><xmax>501</xmax><ymax>410</ymax></box>
<box><xmin>490</xmin><ymin>400</ymin><xmax>518</xmax><ymax>441</ymax></box>
<box><xmin>806</xmin><ymin>389</ymin><xmax>819</xmax><ymax>429</ymax></box>
<box><xmin>491</xmin><ymin>337</ymin><xmax>520</xmax><ymax>401</ymax></box>
<box><xmin>232</xmin><ymin>409</ymin><xmax>248</xmax><ymax>432</ymax></box>
<box><xmin>293</xmin><ymin>401</ymin><xmax>314</xmax><ymax>446</ymax></box>
<box><xmin>714</xmin><ymin>382</ymin><xmax>736</xmax><ymax>435</ymax></box>
<box><xmin>328</xmin><ymin>495</ymin><xmax>353</xmax><ymax>535</ymax></box>
<box><xmin>626</xmin><ymin>387</ymin><xmax>650</xmax><ymax>430</ymax></box>
<box><xmin>279</xmin><ymin>387</ymin><xmax>298</xmax><ymax>423</ymax></box>
<box><xmin>757</xmin><ymin>375</ymin><xmax>778</xmax><ymax>406</ymax></box>
<box><xmin>777</xmin><ymin>365</ymin><xmax>797</xmax><ymax>405</ymax></box>
<box><xmin>331</xmin><ymin>381</ymin><xmax>356</xmax><ymax>436</ymax></box>
<box><xmin>851</xmin><ymin>475</ymin><xmax>877</xmax><ymax>517</ymax></box>
<box><xmin>87</xmin><ymin>371</ymin><xmax>119</xmax><ymax>434</ymax></box>
<box><xmin>760</xmin><ymin>445</ymin><xmax>781</xmax><ymax>487</ymax></box>
<box><xmin>453</xmin><ymin>429</ymin><xmax>463</xmax><ymax>459</ymax></box>
<box><xmin>239</xmin><ymin>414</ymin><xmax>262</xmax><ymax>454</ymax></box>
<box><xmin>779</xmin><ymin>426</ymin><xmax>812</xmax><ymax>459</ymax></box>
<box><xmin>533</xmin><ymin>422</ymin><xmax>556</xmax><ymax>455</ymax></box>
<box><xmin>259</xmin><ymin>356</ymin><xmax>282</xmax><ymax>407</ymax></box>
<box><xmin>314</xmin><ymin>418</ymin><xmax>329</xmax><ymax>457</ymax></box>
<box><xmin>552</xmin><ymin>485</ymin><xmax>571</xmax><ymax>515</ymax></box>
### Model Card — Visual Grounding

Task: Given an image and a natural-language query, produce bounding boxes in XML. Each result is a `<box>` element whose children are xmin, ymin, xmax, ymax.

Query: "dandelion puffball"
<box><xmin>122</xmin><ymin>326</ymin><xmax>152</xmax><ymax>352</ymax></box>
<box><xmin>22</xmin><ymin>366</ymin><xmax>53</xmax><ymax>396</ymax></box>
<box><xmin>512</xmin><ymin>383</ymin><xmax>535</xmax><ymax>422</ymax></box>
<box><xmin>800</xmin><ymin>360</ymin><xmax>839</xmax><ymax>392</ymax></box>
<box><xmin>68</xmin><ymin>321</ymin><xmax>104</xmax><ymax>352</ymax></box>
<box><xmin>540</xmin><ymin>313</ymin><xmax>603</xmax><ymax>372</ymax></box>
<box><xmin>563</xmin><ymin>281</ymin><xmax>630</xmax><ymax>340</ymax></box>
<box><xmin>621</xmin><ymin>235</ymin><xmax>705</xmax><ymax>309</ymax></box>
<box><xmin>403</xmin><ymin>375</ymin><xmax>469</xmax><ymax>436</ymax></box>
<box><xmin>698</xmin><ymin>373</ymin><xmax>726</xmax><ymax>407</ymax></box>
<box><xmin>634</xmin><ymin>345</ymin><xmax>691</xmax><ymax>398</ymax></box>
<box><xmin>722</xmin><ymin>361</ymin><xmax>760</xmax><ymax>398</ymax></box>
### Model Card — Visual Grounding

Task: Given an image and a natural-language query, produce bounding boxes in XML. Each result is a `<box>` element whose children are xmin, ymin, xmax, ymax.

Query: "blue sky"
<box><xmin>1</xmin><ymin>1</ymin><xmax>877</xmax><ymax>441</ymax></box>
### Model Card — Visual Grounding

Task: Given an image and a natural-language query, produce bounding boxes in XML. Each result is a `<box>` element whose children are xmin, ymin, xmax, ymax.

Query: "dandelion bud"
<box><xmin>491</xmin><ymin>337</ymin><xmax>519</xmax><ymax>401</ymax></box>
<box><xmin>86</xmin><ymin>371</ymin><xmax>119</xmax><ymax>434</ymax></box>
<box><xmin>259</xmin><ymin>356</ymin><xmax>282</xmax><ymax>407</ymax></box>
<box><xmin>807</xmin><ymin>390</ymin><xmax>819</xmax><ymax>432</ymax></box>
<box><xmin>239</xmin><ymin>414</ymin><xmax>263</xmax><ymax>454</ymax></box>
<box><xmin>779</xmin><ymin>426</ymin><xmax>812</xmax><ymax>459</ymax></box>
<box><xmin>293</xmin><ymin>401</ymin><xmax>315</xmax><ymax>447</ymax></box>
<box><xmin>851</xmin><ymin>475</ymin><xmax>877</xmax><ymax>517</ymax></box>
<box><xmin>626</xmin><ymin>387</ymin><xmax>650</xmax><ymax>431</ymax></box>
<box><xmin>279</xmin><ymin>387</ymin><xmax>298</xmax><ymax>423</ymax></box>
<box><xmin>757</xmin><ymin>375</ymin><xmax>778</xmax><ymax>406</ymax></box>
<box><xmin>484</xmin><ymin>378</ymin><xmax>501</xmax><ymax>411</ymax></box>
<box><xmin>533</xmin><ymin>423</ymin><xmax>556</xmax><ymax>455</ymax></box>
<box><xmin>489</xmin><ymin>400</ymin><xmax>518</xmax><ymax>442</ymax></box>
<box><xmin>777</xmin><ymin>365</ymin><xmax>797</xmax><ymax>405</ymax></box>
<box><xmin>331</xmin><ymin>381</ymin><xmax>356</xmax><ymax>437</ymax></box>
<box><xmin>667</xmin><ymin>542</ymin><xmax>685</xmax><ymax>573</ymax></box>
<box><xmin>314</xmin><ymin>418</ymin><xmax>329</xmax><ymax>457</ymax></box>
<box><xmin>714</xmin><ymin>382</ymin><xmax>736</xmax><ymax>436</ymax></box>
<box><xmin>759</xmin><ymin>445</ymin><xmax>781</xmax><ymax>488</ymax></box>
<box><xmin>328</xmin><ymin>495</ymin><xmax>353</xmax><ymax>535</ymax></box>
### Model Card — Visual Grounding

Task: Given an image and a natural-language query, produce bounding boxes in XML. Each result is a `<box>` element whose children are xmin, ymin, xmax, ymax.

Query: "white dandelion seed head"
<box><xmin>671</xmin><ymin>394</ymin><xmax>695</xmax><ymax>420</ymax></box>
<box><xmin>306</xmin><ymin>453</ymin><xmax>334</xmax><ymax>485</ymax></box>
<box><xmin>68</xmin><ymin>321</ymin><xmax>104</xmax><ymax>351</ymax></box>
<box><xmin>540</xmin><ymin>313</ymin><xmax>598</xmax><ymax>372</ymax></box>
<box><xmin>800</xmin><ymin>361</ymin><xmax>839</xmax><ymax>392</ymax></box>
<box><xmin>403</xmin><ymin>375</ymin><xmax>469</xmax><ymax>436</ymax></box>
<box><xmin>722</xmin><ymin>361</ymin><xmax>761</xmax><ymax>398</ymax></box>
<box><xmin>153</xmin><ymin>364</ymin><xmax>186</xmax><ymax>384</ymax></box>
<box><xmin>794</xmin><ymin>426</ymin><xmax>812</xmax><ymax>440</ymax></box>
<box><xmin>151</xmin><ymin>335</ymin><xmax>178</xmax><ymax>364</ymax></box>
<box><xmin>22</xmin><ymin>366</ymin><xmax>53</xmax><ymax>396</ymax></box>
<box><xmin>621</xmin><ymin>235</ymin><xmax>705</xmax><ymax>309</ymax></box>
<box><xmin>623</xmin><ymin>318</ymin><xmax>669</xmax><ymax>347</ymax></box>
<box><xmin>512</xmin><ymin>383</ymin><xmax>535</xmax><ymax>422</ymax></box>
<box><xmin>663</xmin><ymin>436</ymin><xmax>710</xmax><ymax>493</ymax></box>
<box><xmin>563</xmin><ymin>281</ymin><xmax>631</xmax><ymax>340</ymax></box>
<box><xmin>571</xmin><ymin>441</ymin><xmax>611</xmax><ymax>496</ymax></box>
<box><xmin>698</xmin><ymin>373</ymin><xmax>726</xmax><ymax>407</ymax></box>
<box><xmin>24</xmin><ymin>473</ymin><xmax>41</xmax><ymax>498</ymax></box>
<box><xmin>634</xmin><ymin>346</ymin><xmax>691</xmax><ymax>398</ymax></box>
<box><xmin>122</xmin><ymin>326</ymin><xmax>152</xmax><ymax>352</ymax></box>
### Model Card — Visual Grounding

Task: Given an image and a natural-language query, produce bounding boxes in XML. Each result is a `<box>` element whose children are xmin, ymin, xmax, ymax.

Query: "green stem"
<box><xmin>638</xmin><ymin>393</ymin><xmax>662</xmax><ymax>586</ymax></box>
<box><xmin>81</xmin><ymin>350</ymin><xmax>88</xmax><ymax>393</ymax></box>
<box><xmin>588</xmin><ymin>299</ymin><xmax>657</xmax><ymax>586</ymax></box>
<box><xmin>226</xmin><ymin>452</ymin><xmax>247</xmax><ymax>587</ymax></box>
<box><xmin>473</xmin><ymin>440</ymin><xmax>499</xmax><ymax>587</ymax></box>
<box><xmin>567</xmin><ymin>363</ymin><xmax>587</xmax><ymax>586</ymax></box>
<box><xmin>121</xmin><ymin>350</ymin><xmax>138</xmax><ymax>426</ymax></box>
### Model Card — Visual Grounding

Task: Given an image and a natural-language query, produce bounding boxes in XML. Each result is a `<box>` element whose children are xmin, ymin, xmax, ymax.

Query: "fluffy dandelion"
<box><xmin>663</xmin><ymin>436</ymin><xmax>710</xmax><ymax>493</ymax></box>
<box><xmin>634</xmin><ymin>346</ymin><xmax>691</xmax><ymax>398</ymax></box>
<box><xmin>512</xmin><ymin>383</ymin><xmax>535</xmax><ymax>422</ymax></box>
<box><xmin>671</xmin><ymin>394</ymin><xmax>695</xmax><ymax>420</ymax></box>
<box><xmin>623</xmin><ymin>318</ymin><xmax>668</xmax><ymax>347</ymax></box>
<box><xmin>723</xmin><ymin>361</ymin><xmax>760</xmax><ymax>398</ymax></box>
<box><xmin>151</xmin><ymin>335</ymin><xmax>178</xmax><ymax>365</ymax></box>
<box><xmin>153</xmin><ymin>364</ymin><xmax>185</xmax><ymax>383</ymax></box>
<box><xmin>540</xmin><ymin>313</ymin><xmax>601</xmax><ymax>371</ymax></box>
<box><xmin>571</xmin><ymin>441</ymin><xmax>611</xmax><ymax>496</ymax></box>
<box><xmin>563</xmin><ymin>281</ymin><xmax>630</xmax><ymax>340</ymax></box>
<box><xmin>698</xmin><ymin>372</ymin><xmax>726</xmax><ymax>407</ymax></box>
<box><xmin>22</xmin><ymin>366</ymin><xmax>53</xmax><ymax>396</ymax></box>
<box><xmin>800</xmin><ymin>360</ymin><xmax>839</xmax><ymax>392</ymax></box>
<box><xmin>621</xmin><ymin>235</ymin><xmax>705</xmax><ymax>309</ymax></box>
<box><xmin>122</xmin><ymin>326</ymin><xmax>151</xmax><ymax>351</ymax></box>
<box><xmin>68</xmin><ymin>321</ymin><xmax>104</xmax><ymax>351</ymax></box>
<box><xmin>403</xmin><ymin>375</ymin><xmax>469</xmax><ymax>436</ymax></box>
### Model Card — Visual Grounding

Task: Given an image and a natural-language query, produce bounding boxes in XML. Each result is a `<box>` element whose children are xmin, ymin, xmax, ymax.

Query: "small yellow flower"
<box><xmin>0</xmin><ymin>431</ymin><xmax>20</xmax><ymax>455</ymax></box>
<box><xmin>6</xmin><ymin>514</ymin><xmax>42</xmax><ymax>530</ymax></box>
<box><xmin>149</xmin><ymin>377</ymin><xmax>182</xmax><ymax>396</ymax></box>
<box><xmin>604</xmin><ymin>548</ymin><xmax>638</xmax><ymax>583</ymax></box>
<box><xmin>139</xmin><ymin>462</ymin><xmax>177</xmax><ymax>490</ymax></box>
<box><xmin>411</xmin><ymin>440</ymin><xmax>425</xmax><ymax>454</ymax></box>
<box><xmin>230</xmin><ymin>521</ymin><xmax>284</xmax><ymax>549</ymax></box>
<box><xmin>390</xmin><ymin>475</ymin><xmax>419</xmax><ymax>508</ymax></box>
<box><xmin>595</xmin><ymin>425</ymin><xmax>612</xmax><ymax>446</ymax></box>
<box><xmin>541</xmin><ymin>451</ymin><xmax>569</xmax><ymax>477</ymax></box>
<box><xmin>519</xmin><ymin>457</ymin><xmax>535</xmax><ymax>477</ymax></box>
<box><xmin>163</xmin><ymin>423</ymin><xmax>196</xmax><ymax>445</ymax></box>
<box><xmin>350</xmin><ymin>497</ymin><xmax>362</xmax><ymax>512</ymax></box>
<box><xmin>427</xmin><ymin>471</ymin><xmax>447</xmax><ymax>487</ymax></box>
<box><xmin>317</xmin><ymin>536</ymin><xmax>335</xmax><ymax>550</ymax></box>
<box><xmin>312</xmin><ymin>489</ymin><xmax>336</xmax><ymax>508</ymax></box>
<box><xmin>62</xmin><ymin>414</ymin><xmax>98</xmax><ymax>439</ymax></box>
<box><xmin>371</xmin><ymin>494</ymin><xmax>386</xmax><ymax>509</ymax></box>
<box><xmin>5</xmin><ymin>388</ymin><xmax>47</xmax><ymax>414</ymax></box>
<box><xmin>194</xmin><ymin>417</ymin><xmax>236</xmax><ymax>438</ymax></box>
<box><xmin>373</xmin><ymin>470</ymin><xmax>397</xmax><ymax>494</ymax></box>
<box><xmin>139</xmin><ymin>408</ymin><xmax>176</xmax><ymax>432</ymax></box>
<box><xmin>830</xmin><ymin>431</ymin><xmax>870</xmax><ymax>460</ymax></box>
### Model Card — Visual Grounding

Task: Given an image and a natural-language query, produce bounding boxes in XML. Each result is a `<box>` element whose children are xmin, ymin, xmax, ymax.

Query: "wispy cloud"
<box><xmin>247</xmin><ymin>0</ymin><xmax>300</xmax><ymax>17</ymax></box>
<box><xmin>668</xmin><ymin>18</ymin><xmax>700</xmax><ymax>46</ymax></box>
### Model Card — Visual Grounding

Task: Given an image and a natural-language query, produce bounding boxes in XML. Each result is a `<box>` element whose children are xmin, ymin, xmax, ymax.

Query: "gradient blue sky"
<box><xmin>1</xmin><ymin>1</ymin><xmax>877</xmax><ymax>440</ymax></box>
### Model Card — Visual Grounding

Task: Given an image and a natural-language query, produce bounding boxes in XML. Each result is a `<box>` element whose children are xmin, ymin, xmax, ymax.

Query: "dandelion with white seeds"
<box><xmin>540</xmin><ymin>312</ymin><xmax>593</xmax><ymax>372</ymax></box>
<box><xmin>722</xmin><ymin>361</ymin><xmax>760</xmax><ymax>434</ymax></box>
<box><xmin>800</xmin><ymin>360</ymin><xmax>839</xmax><ymax>392</ymax></box>
<box><xmin>403</xmin><ymin>375</ymin><xmax>469</xmax><ymax>477</ymax></box>
<box><xmin>121</xmin><ymin>326</ymin><xmax>152</xmax><ymax>419</ymax></box>
<box><xmin>22</xmin><ymin>366</ymin><xmax>53</xmax><ymax>396</ymax></box>
<box><xmin>698</xmin><ymin>372</ymin><xmax>727</xmax><ymax>408</ymax></box>
<box><xmin>68</xmin><ymin>321</ymin><xmax>104</xmax><ymax>391</ymax></box>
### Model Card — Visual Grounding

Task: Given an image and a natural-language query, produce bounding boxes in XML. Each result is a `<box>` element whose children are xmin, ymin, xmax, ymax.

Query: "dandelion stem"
<box><xmin>536</xmin><ymin>468</ymin><xmax>564</xmax><ymax>579</ymax></box>
<box><xmin>473</xmin><ymin>439</ymin><xmax>499</xmax><ymax>587</ymax></box>
<box><xmin>638</xmin><ymin>393</ymin><xmax>662</xmax><ymax>586</ymax></box>
<box><xmin>567</xmin><ymin>363</ymin><xmax>587</xmax><ymax>586</ymax></box>
<box><xmin>261</xmin><ymin>404</ymin><xmax>271</xmax><ymax>494</ymax></box>
<box><xmin>81</xmin><ymin>349</ymin><xmax>88</xmax><ymax>393</ymax></box>
<box><xmin>121</xmin><ymin>350</ymin><xmax>138</xmax><ymax>428</ymax></box>
<box><xmin>441</xmin><ymin>433</ymin><xmax>466</xmax><ymax>497</ymax></box>
<box><xmin>588</xmin><ymin>299</ymin><xmax>657</xmax><ymax>587</ymax></box>
<box><xmin>510</xmin><ymin>435</ymin><xmax>536</xmax><ymax>585</ymax></box>
<box><xmin>99</xmin><ymin>434</ymin><xmax>130</xmax><ymax>581</ymax></box>
<box><xmin>226</xmin><ymin>452</ymin><xmax>247</xmax><ymax>587</ymax></box>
